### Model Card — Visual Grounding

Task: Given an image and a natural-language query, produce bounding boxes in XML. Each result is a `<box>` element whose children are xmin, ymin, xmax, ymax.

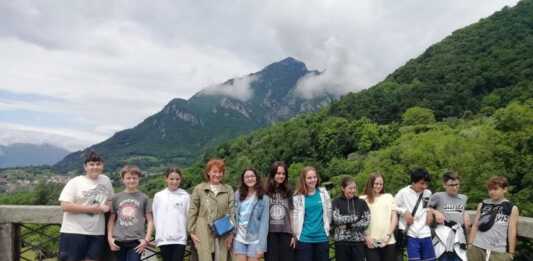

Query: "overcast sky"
<box><xmin>0</xmin><ymin>0</ymin><xmax>520</xmax><ymax>151</ymax></box>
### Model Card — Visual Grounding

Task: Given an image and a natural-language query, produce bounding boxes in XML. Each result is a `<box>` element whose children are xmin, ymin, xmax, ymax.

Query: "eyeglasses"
<box><xmin>446</xmin><ymin>183</ymin><xmax>459</xmax><ymax>187</ymax></box>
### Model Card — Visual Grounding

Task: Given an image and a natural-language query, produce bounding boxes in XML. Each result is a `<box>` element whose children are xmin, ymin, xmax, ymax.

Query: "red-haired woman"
<box><xmin>187</xmin><ymin>159</ymin><xmax>234</xmax><ymax>261</ymax></box>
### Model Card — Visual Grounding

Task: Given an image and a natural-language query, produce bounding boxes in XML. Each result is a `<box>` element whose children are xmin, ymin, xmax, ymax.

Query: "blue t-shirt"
<box><xmin>236</xmin><ymin>195</ymin><xmax>258</xmax><ymax>244</ymax></box>
<box><xmin>300</xmin><ymin>190</ymin><xmax>327</xmax><ymax>243</ymax></box>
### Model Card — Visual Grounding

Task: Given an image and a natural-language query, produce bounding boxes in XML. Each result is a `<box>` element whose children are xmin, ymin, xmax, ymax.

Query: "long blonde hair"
<box><xmin>363</xmin><ymin>172</ymin><xmax>385</xmax><ymax>203</ymax></box>
<box><xmin>295</xmin><ymin>166</ymin><xmax>320</xmax><ymax>195</ymax></box>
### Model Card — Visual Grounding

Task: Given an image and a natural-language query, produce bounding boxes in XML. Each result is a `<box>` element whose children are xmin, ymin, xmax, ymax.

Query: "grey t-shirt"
<box><xmin>111</xmin><ymin>191</ymin><xmax>152</xmax><ymax>241</ymax></box>
<box><xmin>429</xmin><ymin>192</ymin><xmax>467</xmax><ymax>225</ymax></box>
<box><xmin>473</xmin><ymin>199</ymin><xmax>513</xmax><ymax>253</ymax></box>
<box><xmin>269</xmin><ymin>192</ymin><xmax>293</xmax><ymax>234</ymax></box>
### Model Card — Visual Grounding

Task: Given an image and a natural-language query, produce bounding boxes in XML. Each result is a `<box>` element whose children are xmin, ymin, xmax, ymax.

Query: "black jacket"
<box><xmin>331</xmin><ymin>195</ymin><xmax>370</xmax><ymax>242</ymax></box>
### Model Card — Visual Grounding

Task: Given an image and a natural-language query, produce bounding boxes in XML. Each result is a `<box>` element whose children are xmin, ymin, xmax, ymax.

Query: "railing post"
<box><xmin>0</xmin><ymin>223</ymin><xmax>16</xmax><ymax>261</ymax></box>
<box><xmin>14</xmin><ymin>223</ymin><xmax>21</xmax><ymax>261</ymax></box>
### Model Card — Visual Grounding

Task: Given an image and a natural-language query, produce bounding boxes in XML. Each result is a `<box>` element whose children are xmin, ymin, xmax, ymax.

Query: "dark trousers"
<box><xmin>366</xmin><ymin>244</ymin><xmax>397</xmax><ymax>261</ymax></box>
<box><xmin>160</xmin><ymin>244</ymin><xmax>186</xmax><ymax>261</ymax></box>
<box><xmin>265</xmin><ymin>233</ymin><xmax>294</xmax><ymax>261</ymax></box>
<box><xmin>115</xmin><ymin>241</ymin><xmax>141</xmax><ymax>261</ymax></box>
<box><xmin>58</xmin><ymin>233</ymin><xmax>105</xmax><ymax>261</ymax></box>
<box><xmin>438</xmin><ymin>252</ymin><xmax>462</xmax><ymax>261</ymax></box>
<box><xmin>117</xmin><ymin>248</ymin><xmax>140</xmax><ymax>261</ymax></box>
<box><xmin>295</xmin><ymin>241</ymin><xmax>329</xmax><ymax>261</ymax></box>
<box><xmin>335</xmin><ymin>242</ymin><xmax>365</xmax><ymax>261</ymax></box>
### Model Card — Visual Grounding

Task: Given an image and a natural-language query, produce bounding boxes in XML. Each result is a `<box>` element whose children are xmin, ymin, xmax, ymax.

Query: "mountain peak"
<box><xmin>54</xmin><ymin>56</ymin><xmax>334</xmax><ymax>172</ymax></box>
<box><xmin>261</xmin><ymin>57</ymin><xmax>308</xmax><ymax>74</ymax></box>
<box><xmin>279</xmin><ymin>57</ymin><xmax>305</xmax><ymax>66</ymax></box>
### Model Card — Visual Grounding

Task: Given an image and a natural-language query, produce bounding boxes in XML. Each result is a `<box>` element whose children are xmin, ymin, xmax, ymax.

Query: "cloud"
<box><xmin>0</xmin><ymin>36</ymin><xmax>254</xmax><ymax>141</ymax></box>
<box><xmin>267</xmin><ymin>0</ymin><xmax>521</xmax><ymax>97</ymax></box>
<box><xmin>0</xmin><ymin>123</ymin><xmax>103</xmax><ymax>151</ymax></box>
<box><xmin>295</xmin><ymin>38</ymin><xmax>354</xmax><ymax>98</ymax></box>
<box><xmin>201</xmin><ymin>75</ymin><xmax>257</xmax><ymax>101</ymax></box>
<box><xmin>0</xmin><ymin>89</ymin><xmax>64</xmax><ymax>103</ymax></box>
<box><xmin>0</xmin><ymin>0</ymin><xmax>520</xmax><ymax>146</ymax></box>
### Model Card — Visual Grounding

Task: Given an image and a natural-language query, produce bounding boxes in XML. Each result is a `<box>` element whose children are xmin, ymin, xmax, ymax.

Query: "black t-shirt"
<box><xmin>269</xmin><ymin>192</ymin><xmax>293</xmax><ymax>233</ymax></box>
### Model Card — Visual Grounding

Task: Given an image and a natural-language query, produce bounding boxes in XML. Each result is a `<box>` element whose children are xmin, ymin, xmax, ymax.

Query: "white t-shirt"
<box><xmin>59</xmin><ymin>174</ymin><xmax>114</xmax><ymax>235</ymax></box>
<box><xmin>394</xmin><ymin>186</ymin><xmax>432</xmax><ymax>238</ymax></box>
<box><xmin>152</xmin><ymin>188</ymin><xmax>190</xmax><ymax>246</ymax></box>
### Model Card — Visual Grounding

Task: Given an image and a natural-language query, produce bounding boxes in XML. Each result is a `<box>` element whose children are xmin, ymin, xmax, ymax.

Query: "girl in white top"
<box><xmin>152</xmin><ymin>168</ymin><xmax>190</xmax><ymax>261</ymax></box>
<box><xmin>360</xmin><ymin>172</ymin><xmax>397</xmax><ymax>261</ymax></box>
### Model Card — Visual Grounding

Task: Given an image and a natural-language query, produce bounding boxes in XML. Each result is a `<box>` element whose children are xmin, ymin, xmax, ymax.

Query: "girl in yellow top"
<box><xmin>360</xmin><ymin>172</ymin><xmax>398</xmax><ymax>261</ymax></box>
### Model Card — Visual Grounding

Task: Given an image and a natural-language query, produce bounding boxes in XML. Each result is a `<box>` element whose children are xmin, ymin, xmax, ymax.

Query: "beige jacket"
<box><xmin>187</xmin><ymin>182</ymin><xmax>235</xmax><ymax>261</ymax></box>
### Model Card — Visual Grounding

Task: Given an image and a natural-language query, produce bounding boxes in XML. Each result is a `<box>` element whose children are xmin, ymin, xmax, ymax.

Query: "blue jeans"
<box><xmin>115</xmin><ymin>240</ymin><xmax>141</xmax><ymax>261</ymax></box>
<box><xmin>59</xmin><ymin>233</ymin><xmax>105</xmax><ymax>261</ymax></box>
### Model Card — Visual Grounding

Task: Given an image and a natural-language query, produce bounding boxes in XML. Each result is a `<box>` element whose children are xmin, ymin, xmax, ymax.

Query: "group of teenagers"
<box><xmin>58</xmin><ymin>152</ymin><xmax>519</xmax><ymax>261</ymax></box>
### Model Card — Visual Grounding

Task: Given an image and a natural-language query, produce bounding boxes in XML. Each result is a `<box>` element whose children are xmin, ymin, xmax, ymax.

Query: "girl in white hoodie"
<box><xmin>152</xmin><ymin>168</ymin><xmax>190</xmax><ymax>261</ymax></box>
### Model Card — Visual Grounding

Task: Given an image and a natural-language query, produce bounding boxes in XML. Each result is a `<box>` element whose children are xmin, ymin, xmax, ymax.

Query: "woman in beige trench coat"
<box><xmin>188</xmin><ymin>159</ymin><xmax>235</xmax><ymax>261</ymax></box>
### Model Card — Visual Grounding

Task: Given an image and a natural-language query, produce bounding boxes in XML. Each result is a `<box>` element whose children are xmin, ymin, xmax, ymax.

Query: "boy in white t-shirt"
<box><xmin>395</xmin><ymin>168</ymin><xmax>436</xmax><ymax>261</ymax></box>
<box><xmin>58</xmin><ymin>151</ymin><xmax>114</xmax><ymax>261</ymax></box>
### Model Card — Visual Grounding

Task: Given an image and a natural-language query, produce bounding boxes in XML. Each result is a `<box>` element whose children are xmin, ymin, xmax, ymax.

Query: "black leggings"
<box><xmin>335</xmin><ymin>242</ymin><xmax>365</xmax><ymax>261</ymax></box>
<box><xmin>295</xmin><ymin>241</ymin><xmax>329</xmax><ymax>261</ymax></box>
<box><xmin>159</xmin><ymin>244</ymin><xmax>186</xmax><ymax>261</ymax></box>
<box><xmin>265</xmin><ymin>233</ymin><xmax>294</xmax><ymax>261</ymax></box>
<box><xmin>365</xmin><ymin>244</ymin><xmax>397</xmax><ymax>261</ymax></box>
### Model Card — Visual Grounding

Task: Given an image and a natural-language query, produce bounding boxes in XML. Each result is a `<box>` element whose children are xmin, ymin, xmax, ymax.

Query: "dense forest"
<box><xmin>193</xmin><ymin>101</ymin><xmax>532</xmax><ymax>213</ymax></box>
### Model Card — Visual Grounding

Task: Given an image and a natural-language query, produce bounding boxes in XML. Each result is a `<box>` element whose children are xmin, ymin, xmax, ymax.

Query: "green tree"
<box><xmin>402</xmin><ymin>107</ymin><xmax>436</xmax><ymax>126</ymax></box>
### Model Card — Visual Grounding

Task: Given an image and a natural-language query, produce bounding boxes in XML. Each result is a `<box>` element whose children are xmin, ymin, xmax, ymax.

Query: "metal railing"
<box><xmin>1</xmin><ymin>206</ymin><xmax>532</xmax><ymax>261</ymax></box>
<box><xmin>0</xmin><ymin>205</ymin><xmax>195</xmax><ymax>261</ymax></box>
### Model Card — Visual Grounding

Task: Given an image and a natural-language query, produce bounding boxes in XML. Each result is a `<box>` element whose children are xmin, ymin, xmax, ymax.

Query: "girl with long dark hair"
<box><xmin>264</xmin><ymin>161</ymin><xmax>295</xmax><ymax>261</ymax></box>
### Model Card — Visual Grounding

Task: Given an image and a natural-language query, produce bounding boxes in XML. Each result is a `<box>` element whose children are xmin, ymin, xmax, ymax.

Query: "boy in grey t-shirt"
<box><xmin>467</xmin><ymin>176</ymin><xmax>518</xmax><ymax>261</ymax></box>
<box><xmin>108</xmin><ymin>165</ymin><xmax>153</xmax><ymax>261</ymax></box>
<box><xmin>429</xmin><ymin>171</ymin><xmax>470</xmax><ymax>261</ymax></box>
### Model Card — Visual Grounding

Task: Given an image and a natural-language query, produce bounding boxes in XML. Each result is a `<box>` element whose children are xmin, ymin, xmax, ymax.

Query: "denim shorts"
<box><xmin>233</xmin><ymin>240</ymin><xmax>258</xmax><ymax>257</ymax></box>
